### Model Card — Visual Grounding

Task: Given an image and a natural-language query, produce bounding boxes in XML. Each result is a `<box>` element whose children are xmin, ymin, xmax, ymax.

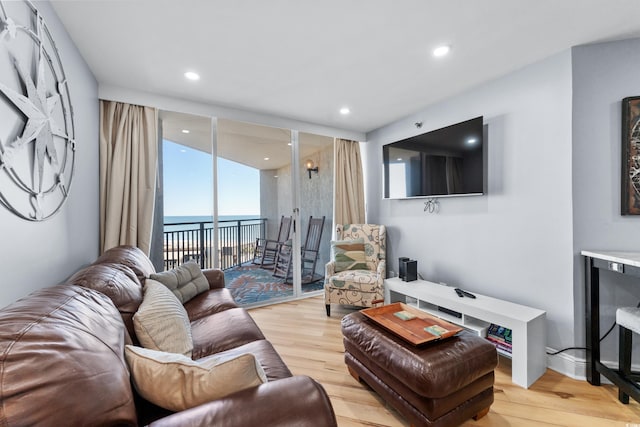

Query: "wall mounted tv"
<box><xmin>382</xmin><ymin>116</ymin><xmax>484</xmax><ymax>199</ymax></box>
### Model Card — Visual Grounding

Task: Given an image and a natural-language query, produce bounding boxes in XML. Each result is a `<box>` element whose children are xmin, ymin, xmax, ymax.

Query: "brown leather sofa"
<box><xmin>0</xmin><ymin>245</ymin><xmax>337</xmax><ymax>426</ymax></box>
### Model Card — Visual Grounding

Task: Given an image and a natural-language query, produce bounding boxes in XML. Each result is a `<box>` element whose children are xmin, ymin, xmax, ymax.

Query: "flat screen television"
<box><xmin>382</xmin><ymin>116</ymin><xmax>484</xmax><ymax>199</ymax></box>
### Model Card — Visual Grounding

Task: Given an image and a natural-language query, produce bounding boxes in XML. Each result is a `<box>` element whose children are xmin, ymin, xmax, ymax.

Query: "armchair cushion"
<box><xmin>327</xmin><ymin>270</ymin><xmax>381</xmax><ymax>293</ymax></box>
<box><xmin>331</xmin><ymin>238</ymin><xmax>367</xmax><ymax>272</ymax></box>
<box><xmin>150</xmin><ymin>261</ymin><xmax>209</xmax><ymax>303</ymax></box>
<box><xmin>125</xmin><ymin>345</ymin><xmax>267</xmax><ymax>412</ymax></box>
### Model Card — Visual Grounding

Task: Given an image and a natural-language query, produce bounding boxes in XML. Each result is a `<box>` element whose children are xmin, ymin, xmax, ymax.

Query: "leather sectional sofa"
<box><xmin>0</xmin><ymin>245</ymin><xmax>337</xmax><ymax>426</ymax></box>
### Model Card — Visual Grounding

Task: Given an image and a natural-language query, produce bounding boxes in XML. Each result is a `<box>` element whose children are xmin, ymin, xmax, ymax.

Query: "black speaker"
<box><xmin>398</xmin><ymin>257</ymin><xmax>409</xmax><ymax>279</ymax></box>
<box><xmin>403</xmin><ymin>260</ymin><xmax>417</xmax><ymax>282</ymax></box>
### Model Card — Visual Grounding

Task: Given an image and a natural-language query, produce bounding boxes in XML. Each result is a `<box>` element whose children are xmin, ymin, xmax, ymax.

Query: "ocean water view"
<box><xmin>164</xmin><ymin>215</ymin><xmax>261</xmax><ymax>232</ymax></box>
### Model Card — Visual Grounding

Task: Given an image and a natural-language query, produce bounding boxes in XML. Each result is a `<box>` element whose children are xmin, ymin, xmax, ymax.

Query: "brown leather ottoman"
<box><xmin>342</xmin><ymin>312</ymin><xmax>498</xmax><ymax>427</ymax></box>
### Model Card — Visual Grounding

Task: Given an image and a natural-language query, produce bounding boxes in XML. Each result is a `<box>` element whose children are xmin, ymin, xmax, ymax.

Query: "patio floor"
<box><xmin>224</xmin><ymin>262</ymin><xmax>324</xmax><ymax>306</ymax></box>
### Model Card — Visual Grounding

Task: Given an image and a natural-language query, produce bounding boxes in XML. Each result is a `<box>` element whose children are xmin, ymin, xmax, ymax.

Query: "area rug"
<box><xmin>224</xmin><ymin>263</ymin><xmax>324</xmax><ymax>306</ymax></box>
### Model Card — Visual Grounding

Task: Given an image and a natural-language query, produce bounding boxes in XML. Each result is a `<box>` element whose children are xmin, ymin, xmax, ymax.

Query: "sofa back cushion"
<box><xmin>0</xmin><ymin>285</ymin><xmax>137</xmax><ymax>426</ymax></box>
<box><xmin>95</xmin><ymin>245</ymin><xmax>156</xmax><ymax>281</ymax></box>
<box><xmin>66</xmin><ymin>262</ymin><xmax>143</xmax><ymax>342</ymax></box>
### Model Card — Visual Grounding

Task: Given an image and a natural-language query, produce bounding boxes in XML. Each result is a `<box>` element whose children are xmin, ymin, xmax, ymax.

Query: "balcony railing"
<box><xmin>163</xmin><ymin>218</ymin><xmax>266</xmax><ymax>271</ymax></box>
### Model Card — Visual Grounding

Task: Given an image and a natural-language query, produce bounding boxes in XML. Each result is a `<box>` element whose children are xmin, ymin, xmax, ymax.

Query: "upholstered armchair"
<box><xmin>324</xmin><ymin>224</ymin><xmax>386</xmax><ymax>316</ymax></box>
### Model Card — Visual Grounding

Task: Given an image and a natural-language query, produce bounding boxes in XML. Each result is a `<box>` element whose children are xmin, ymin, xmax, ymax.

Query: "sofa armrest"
<box><xmin>147</xmin><ymin>376</ymin><xmax>337</xmax><ymax>427</ymax></box>
<box><xmin>202</xmin><ymin>268</ymin><xmax>225</xmax><ymax>290</ymax></box>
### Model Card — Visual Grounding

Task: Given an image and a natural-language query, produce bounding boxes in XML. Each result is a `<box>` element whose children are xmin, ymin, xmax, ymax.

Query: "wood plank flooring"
<box><xmin>249</xmin><ymin>296</ymin><xmax>640</xmax><ymax>426</ymax></box>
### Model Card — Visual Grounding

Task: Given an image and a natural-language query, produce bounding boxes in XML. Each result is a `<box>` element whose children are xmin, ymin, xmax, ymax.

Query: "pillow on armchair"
<box><xmin>331</xmin><ymin>238</ymin><xmax>367</xmax><ymax>272</ymax></box>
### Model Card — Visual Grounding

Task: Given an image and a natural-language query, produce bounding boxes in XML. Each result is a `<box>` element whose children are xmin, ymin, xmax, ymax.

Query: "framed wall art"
<box><xmin>622</xmin><ymin>96</ymin><xmax>640</xmax><ymax>215</ymax></box>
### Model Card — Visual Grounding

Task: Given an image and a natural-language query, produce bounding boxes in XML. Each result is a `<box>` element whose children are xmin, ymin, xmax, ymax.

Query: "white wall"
<box><xmin>364</xmin><ymin>51</ymin><xmax>575</xmax><ymax>353</ymax></box>
<box><xmin>0</xmin><ymin>1</ymin><xmax>99</xmax><ymax>307</ymax></box>
<box><xmin>572</xmin><ymin>38</ymin><xmax>640</xmax><ymax>362</ymax></box>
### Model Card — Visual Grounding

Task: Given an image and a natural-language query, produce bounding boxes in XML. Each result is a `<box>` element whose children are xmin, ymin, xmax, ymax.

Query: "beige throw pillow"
<box><xmin>133</xmin><ymin>279</ymin><xmax>193</xmax><ymax>357</ymax></box>
<box><xmin>124</xmin><ymin>345</ymin><xmax>267</xmax><ymax>411</ymax></box>
<box><xmin>149</xmin><ymin>261</ymin><xmax>209</xmax><ymax>303</ymax></box>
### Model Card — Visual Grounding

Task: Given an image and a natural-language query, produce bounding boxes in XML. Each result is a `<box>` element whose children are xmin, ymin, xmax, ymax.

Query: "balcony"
<box><xmin>162</xmin><ymin>217</ymin><xmax>325</xmax><ymax>306</ymax></box>
<box><xmin>163</xmin><ymin>218</ymin><xmax>265</xmax><ymax>271</ymax></box>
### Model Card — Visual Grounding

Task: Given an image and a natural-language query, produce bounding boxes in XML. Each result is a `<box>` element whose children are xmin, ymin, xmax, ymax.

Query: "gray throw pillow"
<box><xmin>150</xmin><ymin>261</ymin><xmax>209</xmax><ymax>303</ymax></box>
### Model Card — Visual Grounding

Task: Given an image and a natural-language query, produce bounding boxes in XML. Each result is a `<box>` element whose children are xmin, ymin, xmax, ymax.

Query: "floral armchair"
<box><xmin>324</xmin><ymin>224</ymin><xmax>386</xmax><ymax>316</ymax></box>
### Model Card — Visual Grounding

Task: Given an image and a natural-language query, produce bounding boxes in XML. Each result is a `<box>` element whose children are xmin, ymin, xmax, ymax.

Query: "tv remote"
<box><xmin>454</xmin><ymin>288</ymin><xmax>476</xmax><ymax>299</ymax></box>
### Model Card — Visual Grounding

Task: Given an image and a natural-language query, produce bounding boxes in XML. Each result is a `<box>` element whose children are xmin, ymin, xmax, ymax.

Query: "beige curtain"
<box><xmin>100</xmin><ymin>100</ymin><xmax>158</xmax><ymax>255</ymax></box>
<box><xmin>334</xmin><ymin>138</ymin><xmax>365</xmax><ymax>226</ymax></box>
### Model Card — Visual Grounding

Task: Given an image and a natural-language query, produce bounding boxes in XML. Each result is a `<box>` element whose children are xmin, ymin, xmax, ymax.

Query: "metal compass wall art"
<box><xmin>0</xmin><ymin>0</ymin><xmax>75</xmax><ymax>221</ymax></box>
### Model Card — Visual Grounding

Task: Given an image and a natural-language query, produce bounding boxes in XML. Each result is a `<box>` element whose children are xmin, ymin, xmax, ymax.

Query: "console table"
<box><xmin>583</xmin><ymin>250</ymin><xmax>640</xmax><ymax>401</ymax></box>
<box><xmin>384</xmin><ymin>278</ymin><xmax>547</xmax><ymax>388</ymax></box>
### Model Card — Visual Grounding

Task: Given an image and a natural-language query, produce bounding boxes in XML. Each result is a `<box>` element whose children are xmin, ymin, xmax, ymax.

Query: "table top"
<box><xmin>361</xmin><ymin>302</ymin><xmax>463</xmax><ymax>346</ymax></box>
<box><xmin>581</xmin><ymin>250</ymin><xmax>640</xmax><ymax>268</ymax></box>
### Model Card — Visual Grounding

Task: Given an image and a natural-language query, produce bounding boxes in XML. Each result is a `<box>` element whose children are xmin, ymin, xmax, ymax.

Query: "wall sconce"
<box><xmin>305</xmin><ymin>159</ymin><xmax>319</xmax><ymax>179</ymax></box>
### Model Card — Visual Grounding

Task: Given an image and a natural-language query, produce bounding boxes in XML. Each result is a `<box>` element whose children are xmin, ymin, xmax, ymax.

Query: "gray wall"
<box><xmin>364</xmin><ymin>51</ymin><xmax>575</xmax><ymax>352</ymax></box>
<box><xmin>572</xmin><ymin>38</ymin><xmax>640</xmax><ymax>362</ymax></box>
<box><xmin>0</xmin><ymin>1</ymin><xmax>99</xmax><ymax>307</ymax></box>
<box><xmin>276</xmin><ymin>144</ymin><xmax>334</xmax><ymax>277</ymax></box>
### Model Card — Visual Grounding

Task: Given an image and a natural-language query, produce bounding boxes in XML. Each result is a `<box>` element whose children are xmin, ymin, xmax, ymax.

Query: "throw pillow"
<box><xmin>133</xmin><ymin>279</ymin><xmax>193</xmax><ymax>357</ymax></box>
<box><xmin>331</xmin><ymin>238</ymin><xmax>368</xmax><ymax>272</ymax></box>
<box><xmin>124</xmin><ymin>345</ymin><xmax>267</xmax><ymax>411</ymax></box>
<box><xmin>149</xmin><ymin>261</ymin><xmax>209</xmax><ymax>303</ymax></box>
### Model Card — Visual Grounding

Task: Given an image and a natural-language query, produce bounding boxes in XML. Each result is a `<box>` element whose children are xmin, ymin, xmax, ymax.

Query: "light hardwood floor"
<box><xmin>249</xmin><ymin>295</ymin><xmax>640</xmax><ymax>427</ymax></box>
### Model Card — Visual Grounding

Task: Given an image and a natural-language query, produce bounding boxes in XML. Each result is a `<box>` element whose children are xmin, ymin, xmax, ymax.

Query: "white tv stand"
<box><xmin>384</xmin><ymin>278</ymin><xmax>546</xmax><ymax>388</ymax></box>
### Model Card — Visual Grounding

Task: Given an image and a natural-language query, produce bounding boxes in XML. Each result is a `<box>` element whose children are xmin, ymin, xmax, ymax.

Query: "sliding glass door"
<box><xmin>298</xmin><ymin>132</ymin><xmax>333</xmax><ymax>295</ymax></box>
<box><xmin>157</xmin><ymin>112</ymin><xmax>332</xmax><ymax>307</ymax></box>
<box><xmin>157</xmin><ymin>111</ymin><xmax>214</xmax><ymax>272</ymax></box>
<box><xmin>217</xmin><ymin>119</ymin><xmax>304</xmax><ymax>306</ymax></box>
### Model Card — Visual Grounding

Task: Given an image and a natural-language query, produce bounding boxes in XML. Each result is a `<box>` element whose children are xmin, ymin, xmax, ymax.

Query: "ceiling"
<box><xmin>160</xmin><ymin>111</ymin><xmax>333</xmax><ymax>170</ymax></box>
<box><xmin>50</xmin><ymin>0</ymin><xmax>640</xmax><ymax>134</ymax></box>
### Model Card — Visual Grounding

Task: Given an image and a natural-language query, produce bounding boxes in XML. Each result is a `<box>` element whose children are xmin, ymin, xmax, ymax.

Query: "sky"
<box><xmin>163</xmin><ymin>139</ymin><xmax>260</xmax><ymax>217</ymax></box>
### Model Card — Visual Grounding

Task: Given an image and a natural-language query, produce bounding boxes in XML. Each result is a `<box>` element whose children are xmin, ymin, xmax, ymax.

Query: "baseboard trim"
<box><xmin>546</xmin><ymin>347</ymin><xmax>587</xmax><ymax>380</ymax></box>
<box><xmin>545</xmin><ymin>347</ymin><xmax>628</xmax><ymax>385</ymax></box>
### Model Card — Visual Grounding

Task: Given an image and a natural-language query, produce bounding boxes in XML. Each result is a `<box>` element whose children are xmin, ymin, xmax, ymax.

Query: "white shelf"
<box><xmin>385</xmin><ymin>278</ymin><xmax>546</xmax><ymax>389</ymax></box>
<box><xmin>496</xmin><ymin>347</ymin><xmax>513</xmax><ymax>358</ymax></box>
<box><xmin>410</xmin><ymin>297</ymin><xmax>490</xmax><ymax>336</ymax></box>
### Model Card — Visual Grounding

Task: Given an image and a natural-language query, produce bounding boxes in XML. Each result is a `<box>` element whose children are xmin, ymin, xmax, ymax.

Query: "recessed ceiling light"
<box><xmin>264</xmin><ymin>157</ymin><xmax>270</xmax><ymax>161</ymax></box>
<box><xmin>184</xmin><ymin>71</ymin><xmax>200</xmax><ymax>81</ymax></box>
<box><xmin>433</xmin><ymin>45</ymin><xmax>450</xmax><ymax>58</ymax></box>
<box><xmin>397</xmin><ymin>158</ymin><xmax>403</xmax><ymax>161</ymax></box>
<box><xmin>181</xmin><ymin>129</ymin><xmax>190</xmax><ymax>134</ymax></box>
<box><xmin>467</xmin><ymin>138</ymin><xmax>477</xmax><ymax>144</ymax></box>
<box><xmin>340</xmin><ymin>107</ymin><xmax>350</xmax><ymax>115</ymax></box>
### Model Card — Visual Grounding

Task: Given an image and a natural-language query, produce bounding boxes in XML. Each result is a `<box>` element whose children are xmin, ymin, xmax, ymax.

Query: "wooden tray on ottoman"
<box><xmin>361</xmin><ymin>302</ymin><xmax>463</xmax><ymax>346</ymax></box>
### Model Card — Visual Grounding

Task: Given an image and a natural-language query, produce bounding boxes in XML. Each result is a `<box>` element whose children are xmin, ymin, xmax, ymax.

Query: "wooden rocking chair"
<box><xmin>252</xmin><ymin>216</ymin><xmax>292</xmax><ymax>268</ymax></box>
<box><xmin>273</xmin><ymin>216</ymin><xmax>325</xmax><ymax>284</ymax></box>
